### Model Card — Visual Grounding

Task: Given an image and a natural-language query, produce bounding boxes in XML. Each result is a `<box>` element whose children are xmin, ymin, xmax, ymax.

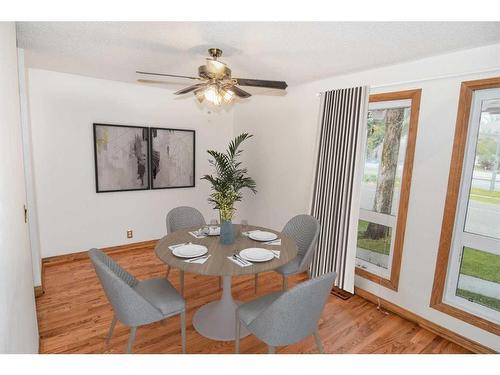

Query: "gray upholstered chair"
<box><xmin>165</xmin><ymin>206</ymin><xmax>207</xmax><ymax>295</ymax></box>
<box><xmin>236</xmin><ymin>271</ymin><xmax>336</xmax><ymax>354</ymax></box>
<box><xmin>166</xmin><ymin>206</ymin><xmax>206</xmax><ymax>234</ymax></box>
<box><xmin>89</xmin><ymin>249</ymin><xmax>186</xmax><ymax>354</ymax></box>
<box><xmin>254</xmin><ymin>214</ymin><xmax>320</xmax><ymax>292</ymax></box>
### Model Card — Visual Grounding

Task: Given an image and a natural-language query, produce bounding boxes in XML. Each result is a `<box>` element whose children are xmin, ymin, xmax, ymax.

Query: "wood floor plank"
<box><xmin>36</xmin><ymin>245</ymin><xmax>471</xmax><ymax>354</ymax></box>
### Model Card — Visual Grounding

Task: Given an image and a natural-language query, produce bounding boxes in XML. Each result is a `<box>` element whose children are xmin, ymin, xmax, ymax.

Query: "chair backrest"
<box><xmin>248</xmin><ymin>271</ymin><xmax>336</xmax><ymax>347</ymax></box>
<box><xmin>282</xmin><ymin>214</ymin><xmax>320</xmax><ymax>272</ymax></box>
<box><xmin>166</xmin><ymin>206</ymin><xmax>206</xmax><ymax>234</ymax></box>
<box><xmin>88</xmin><ymin>249</ymin><xmax>162</xmax><ymax>326</ymax></box>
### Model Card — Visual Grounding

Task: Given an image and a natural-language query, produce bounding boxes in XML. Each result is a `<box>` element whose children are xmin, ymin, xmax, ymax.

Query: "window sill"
<box><xmin>430</xmin><ymin>300</ymin><xmax>500</xmax><ymax>336</ymax></box>
<box><xmin>355</xmin><ymin>266</ymin><xmax>399</xmax><ymax>291</ymax></box>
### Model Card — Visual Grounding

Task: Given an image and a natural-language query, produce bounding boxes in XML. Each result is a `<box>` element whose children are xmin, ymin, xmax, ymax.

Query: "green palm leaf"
<box><xmin>202</xmin><ymin>133</ymin><xmax>257</xmax><ymax>221</ymax></box>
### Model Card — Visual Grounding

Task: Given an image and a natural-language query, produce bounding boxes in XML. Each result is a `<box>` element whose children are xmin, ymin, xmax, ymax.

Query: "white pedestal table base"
<box><xmin>192</xmin><ymin>275</ymin><xmax>250</xmax><ymax>341</ymax></box>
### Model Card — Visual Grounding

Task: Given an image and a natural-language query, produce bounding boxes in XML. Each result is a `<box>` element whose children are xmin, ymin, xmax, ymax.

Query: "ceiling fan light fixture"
<box><xmin>221</xmin><ymin>87</ymin><xmax>235</xmax><ymax>103</ymax></box>
<box><xmin>204</xmin><ymin>85</ymin><xmax>222</xmax><ymax>106</ymax></box>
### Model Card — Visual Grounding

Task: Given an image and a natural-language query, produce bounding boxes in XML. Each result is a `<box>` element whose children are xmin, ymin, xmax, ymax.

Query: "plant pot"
<box><xmin>220</xmin><ymin>220</ymin><xmax>235</xmax><ymax>245</ymax></box>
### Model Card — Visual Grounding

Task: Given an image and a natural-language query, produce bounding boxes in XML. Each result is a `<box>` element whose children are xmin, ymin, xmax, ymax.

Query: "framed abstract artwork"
<box><xmin>149</xmin><ymin>127</ymin><xmax>195</xmax><ymax>189</ymax></box>
<box><xmin>93</xmin><ymin>123</ymin><xmax>150</xmax><ymax>193</ymax></box>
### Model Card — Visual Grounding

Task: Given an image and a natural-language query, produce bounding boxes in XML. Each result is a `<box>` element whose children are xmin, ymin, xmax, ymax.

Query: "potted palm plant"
<box><xmin>201</xmin><ymin>133</ymin><xmax>257</xmax><ymax>244</ymax></box>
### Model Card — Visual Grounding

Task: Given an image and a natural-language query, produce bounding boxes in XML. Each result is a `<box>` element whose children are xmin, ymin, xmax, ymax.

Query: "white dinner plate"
<box><xmin>248</xmin><ymin>231</ymin><xmax>278</xmax><ymax>242</ymax></box>
<box><xmin>172</xmin><ymin>244</ymin><xmax>208</xmax><ymax>258</ymax></box>
<box><xmin>239</xmin><ymin>248</ymin><xmax>274</xmax><ymax>262</ymax></box>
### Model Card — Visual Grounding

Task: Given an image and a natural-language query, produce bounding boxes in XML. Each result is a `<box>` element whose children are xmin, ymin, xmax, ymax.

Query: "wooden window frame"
<box><xmin>430</xmin><ymin>76</ymin><xmax>500</xmax><ymax>336</ymax></box>
<box><xmin>355</xmin><ymin>89</ymin><xmax>421</xmax><ymax>291</ymax></box>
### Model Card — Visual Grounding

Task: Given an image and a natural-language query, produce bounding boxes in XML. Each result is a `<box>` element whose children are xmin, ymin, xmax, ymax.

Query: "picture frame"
<box><xmin>93</xmin><ymin>123</ymin><xmax>150</xmax><ymax>193</ymax></box>
<box><xmin>149</xmin><ymin>127</ymin><xmax>196</xmax><ymax>189</ymax></box>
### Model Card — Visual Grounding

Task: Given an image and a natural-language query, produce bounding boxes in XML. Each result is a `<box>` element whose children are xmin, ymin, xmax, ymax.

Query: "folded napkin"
<box><xmin>168</xmin><ymin>242</ymin><xmax>191</xmax><ymax>252</ymax></box>
<box><xmin>264</xmin><ymin>239</ymin><xmax>281</xmax><ymax>246</ymax></box>
<box><xmin>189</xmin><ymin>230</ymin><xmax>207</xmax><ymax>239</ymax></box>
<box><xmin>184</xmin><ymin>254</ymin><xmax>211</xmax><ymax>264</ymax></box>
<box><xmin>227</xmin><ymin>255</ymin><xmax>252</xmax><ymax>267</ymax></box>
<box><xmin>271</xmin><ymin>250</ymin><xmax>280</xmax><ymax>259</ymax></box>
<box><xmin>206</xmin><ymin>226</ymin><xmax>220</xmax><ymax>236</ymax></box>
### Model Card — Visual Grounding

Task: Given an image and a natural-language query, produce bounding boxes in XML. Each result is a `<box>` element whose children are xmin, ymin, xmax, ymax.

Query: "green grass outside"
<box><xmin>471</xmin><ymin>188</ymin><xmax>500</xmax><ymax>198</ymax></box>
<box><xmin>357</xmin><ymin>220</ymin><xmax>391</xmax><ymax>255</ymax></box>
<box><xmin>460</xmin><ymin>247</ymin><xmax>500</xmax><ymax>284</ymax></box>
<box><xmin>456</xmin><ymin>289</ymin><xmax>500</xmax><ymax>312</ymax></box>
<box><xmin>469</xmin><ymin>187</ymin><xmax>500</xmax><ymax>205</ymax></box>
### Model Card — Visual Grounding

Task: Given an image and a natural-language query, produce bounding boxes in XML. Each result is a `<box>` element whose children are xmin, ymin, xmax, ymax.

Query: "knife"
<box><xmin>186</xmin><ymin>254</ymin><xmax>209</xmax><ymax>263</ymax></box>
<box><xmin>232</xmin><ymin>254</ymin><xmax>247</xmax><ymax>265</ymax></box>
<box><xmin>234</xmin><ymin>253</ymin><xmax>251</xmax><ymax>265</ymax></box>
<box><xmin>264</xmin><ymin>239</ymin><xmax>280</xmax><ymax>245</ymax></box>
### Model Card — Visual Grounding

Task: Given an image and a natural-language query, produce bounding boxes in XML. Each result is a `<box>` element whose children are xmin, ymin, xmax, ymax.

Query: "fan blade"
<box><xmin>136</xmin><ymin>71</ymin><xmax>201</xmax><ymax>80</ymax></box>
<box><xmin>174</xmin><ymin>83</ymin><xmax>207</xmax><ymax>95</ymax></box>
<box><xmin>235</xmin><ymin>78</ymin><xmax>288</xmax><ymax>90</ymax></box>
<box><xmin>229</xmin><ymin>85</ymin><xmax>252</xmax><ymax>98</ymax></box>
<box><xmin>137</xmin><ymin>79</ymin><xmax>171</xmax><ymax>84</ymax></box>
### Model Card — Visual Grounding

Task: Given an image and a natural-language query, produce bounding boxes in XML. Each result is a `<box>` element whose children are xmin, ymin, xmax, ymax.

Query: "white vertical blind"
<box><xmin>310</xmin><ymin>86</ymin><xmax>369</xmax><ymax>292</ymax></box>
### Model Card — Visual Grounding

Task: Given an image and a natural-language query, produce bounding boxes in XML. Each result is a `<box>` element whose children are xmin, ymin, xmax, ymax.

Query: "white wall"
<box><xmin>18</xmin><ymin>49</ymin><xmax>42</xmax><ymax>287</ymax></box>
<box><xmin>0</xmin><ymin>22</ymin><xmax>39</xmax><ymax>353</ymax></box>
<box><xmin>28</xmin><ymin>69</ymin><xmax>234</xmax><ymax>258</ymax></box>
<box><xmin>233</xmin><ymin>43</ymin><xmax>500</xmax><ymax>351</ymax></box>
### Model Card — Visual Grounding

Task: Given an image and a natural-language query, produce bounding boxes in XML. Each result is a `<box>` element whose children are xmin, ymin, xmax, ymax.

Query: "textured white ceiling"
<box><xmin>16</xmin><ymin>22</ymin><xmax>500</xmax><ymax>88</ymax></box>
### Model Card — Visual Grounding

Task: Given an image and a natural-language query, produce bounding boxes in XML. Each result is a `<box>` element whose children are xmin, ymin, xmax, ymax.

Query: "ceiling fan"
<box><xmin>136</xmin><ymin>48</ymin><xmax>288</xmax><ymax>106</ymax></box>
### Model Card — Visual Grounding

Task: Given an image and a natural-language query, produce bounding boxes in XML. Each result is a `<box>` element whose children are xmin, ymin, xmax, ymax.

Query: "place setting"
<box><xmin>168</xmin><ymin>242</ymin><xmax>211</xmax><ymax>264</ymax></box>
<box><xmin>243</xmin><ymin>229</ymin><xmax>282</xmax><ymax>246</ymax></box>
<box><xmin>228</xmin><ymin>247</ymin><xmax>280</xmax><ymax>267</ymax></box>
<box><xmin>189</xmin><ymin>225</ymin><xmax>221</xmax><ymax>239</ymax></box>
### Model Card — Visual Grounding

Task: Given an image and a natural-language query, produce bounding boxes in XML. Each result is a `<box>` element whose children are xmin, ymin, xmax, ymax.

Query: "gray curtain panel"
<box><xmin>310</xmin><ymin>86</ymin><xmax>369</xmax><ymax>292</ymax></box>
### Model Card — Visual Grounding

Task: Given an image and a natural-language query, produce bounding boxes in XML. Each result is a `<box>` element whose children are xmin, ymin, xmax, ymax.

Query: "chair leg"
<box><xmin>165</xmin><ymin>265</ymin><xmax>171</xmax><ymax>278</ymax></box>
<box><xmin>282</xmin><ymin>275</ymin><xmax>288</xmax><ymax>291</ymax></box>
<box><xmin>106</xmin><ymin>314</ymin><xmax>117</xmax><ymax>344</ymax></box>
<box><xmin>126</xmin><ymin>327</ymin><xmax>137</xmax><ymax>354</ymax></box>
<box><xmin>180</xmin><ymin>270</ymin><xmax>184</xmax><ymax>296</ymax></box>
<box><xmin>235</xmin><ymin>315</ymin><xmax>240</xmax><ymax>354</ymax></box>
<box><xmin>268</xmin><ymin>345</ymin><xmax>275</xmax><ymax>354</ymax></box>
<box><xmin>180</xmin><ymin>310</ymin><xmax>186</xmax><ymax>354</ymax></box>
<box><xmin>254</xmin><ymin>273</ymin><xmax>259</xmax><ymax>294</ymax></box>
<box><xmin>313</xmin><ymin>330</ymin><xmax>324</xmax><ymax>354</ymax></box>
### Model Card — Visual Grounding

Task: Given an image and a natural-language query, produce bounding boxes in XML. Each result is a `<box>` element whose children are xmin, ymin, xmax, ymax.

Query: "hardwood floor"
<box><xmin>36</xmin><ymin>244</ymin><xmax>471</xmax><ymax>354</ymax></box>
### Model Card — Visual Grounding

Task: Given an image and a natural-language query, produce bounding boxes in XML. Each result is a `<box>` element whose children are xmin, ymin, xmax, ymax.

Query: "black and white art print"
<box><xmin>93</xmin><ymin>123</ymin><xmax>150</xmax><ymax>193</ymax></box>
<box><xmin>150</xmin><ymin>127</ymin><xmax>195</xmax><ymax>189</ymax></box>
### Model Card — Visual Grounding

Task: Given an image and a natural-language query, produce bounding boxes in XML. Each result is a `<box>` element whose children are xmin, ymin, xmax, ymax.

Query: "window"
<box><xmin>355</xmin><ymin>90</ymin><xmax>421</xmax><ymax>291</ymax></box>
<box><xmin>431</xmin><ymin>77</ymin><xmax>500</xmax><ymax>335</ymax></box>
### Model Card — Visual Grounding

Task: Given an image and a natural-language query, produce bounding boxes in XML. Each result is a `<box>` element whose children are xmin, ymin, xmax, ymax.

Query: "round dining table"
<box><xmin>155</xmin><ymin>224</ymin><xmax>298</xmax><ymax>341</ymax></box>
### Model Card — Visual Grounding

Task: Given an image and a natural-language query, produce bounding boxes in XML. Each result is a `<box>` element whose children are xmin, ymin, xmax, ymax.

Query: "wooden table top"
<box><xmin>155</xmin><ymin>224</ymin><xmax>298</xmax><ymax>276</ymax></box>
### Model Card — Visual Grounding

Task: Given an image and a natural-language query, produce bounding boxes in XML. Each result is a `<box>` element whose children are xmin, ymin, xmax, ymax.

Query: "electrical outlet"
<box><xmin>127</xmin><ymin>229</ymin><xmax>133</xmax><ymax>239</ymax></box>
